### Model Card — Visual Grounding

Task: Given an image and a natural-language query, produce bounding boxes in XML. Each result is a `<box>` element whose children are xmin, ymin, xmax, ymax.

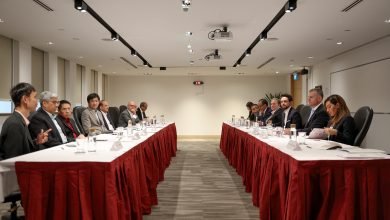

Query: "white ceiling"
<box><xmin>0</xmin><ymin>0</ymin><xmax>389</xmax><ymax>76</ymax></box>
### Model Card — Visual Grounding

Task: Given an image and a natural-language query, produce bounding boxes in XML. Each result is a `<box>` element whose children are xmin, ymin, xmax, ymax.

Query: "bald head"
<box><xmin>127</xmin><ymin>101</ymin><xmax>137</xmax><ymax>113</ymax></box>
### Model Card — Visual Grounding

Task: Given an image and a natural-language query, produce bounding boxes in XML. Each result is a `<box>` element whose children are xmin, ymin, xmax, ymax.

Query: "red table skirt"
<box><xmin>15</xmin><ymin>124</ymin><xmax>177</xmax><ymax>220</ymax></box>
<box><xmin>220</xmin><ymin>123</ymin><xmax>390</xmax><ymax>220</ymax></box>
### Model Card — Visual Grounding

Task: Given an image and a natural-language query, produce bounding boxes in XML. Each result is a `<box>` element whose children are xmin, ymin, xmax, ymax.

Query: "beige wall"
<box><xmin>310</xmin><ymin>36</ymin><xmax>390</xmax><ymax>151</ymax></box>
<box><xmin>0</xmin><ymin>35</ymin><xmax>12</xmax><ymax>100</ymax></box>
<box><xmin>107</xmin><ymin>75</ymin><xmax>288</xmax><ymax>135</ymax></box>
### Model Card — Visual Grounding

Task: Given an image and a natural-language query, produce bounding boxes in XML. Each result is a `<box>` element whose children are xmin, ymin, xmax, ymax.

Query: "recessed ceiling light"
<box><xmin>47</xmin><ymin>41</ymin><xmax>54</xmax><ymax>45</ymax></box>
<box><xmin>187</xmin><ymin>44</ymin><xmax>192</xmax><ymax>49</ymax></box>
<box><xmin>188</xmin><ymin>49</ymin><xmax>193</xmax><ymax>53</ymax></box>
<box><xmin>385</xmin><ymin>19</ymin><xmax>390</xmax><ymax>23</ymax></box>
<box><xmin>336</xmin><ymin>41</ymin><xmax>343</xmax><ymax>45</ymax></box>
<box><xmin>0</xmin><ymin>18</ymin><xmax>4</xmax><ymax>23</ymax></box>
<box><xmin>78</xmin><ymin>56</ymin><xmax>84</xmax><ymax>59</ymax></box>
<box><xmin>276</xmin><ymin>71</ymin><xmax>279</xmax><ymax>74</ymax></box>
<box><xmin>307</xmin><ymin>56</ymin><xmax>314</xmax><ymax>59</ymax></box>
<box><xmin>190</xmin><ymin>61</ymin><xmax>194</xmax><ymax>65</ymax></box>
<box><xmin>185</xmin><ymin>31</ymin><xmax>192</xmax><ymax>36</ymax></box>
<box><xmin>289</xmin><ymin>64</ymin><xmax>294</xmax><ymax>67</ymax></box>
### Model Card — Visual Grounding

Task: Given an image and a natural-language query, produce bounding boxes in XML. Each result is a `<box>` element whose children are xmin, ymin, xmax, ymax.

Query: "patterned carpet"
<box><xmin>144</xmin><ymin>140</ymin><xmax>259</xmax><ymax>220</ymax></box>
<box><xmin>0</xmin><ymin>140</ymin><xmax>259</xmax><ymax>220</ymax></box>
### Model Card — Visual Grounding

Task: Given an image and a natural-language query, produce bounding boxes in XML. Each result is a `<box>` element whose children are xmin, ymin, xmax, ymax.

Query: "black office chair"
<box><xmin>108</xmin><ymin>106</ymin><xmax>120</xmax><ymax>129</ymax></box>
<box><xmin>73</xmin><ymin>106</ymin><xmax>87</xmax><ymax>135</ymax></box>
<box><xmin>299</xmin><ymin>105</ymin><xmax>312</xmax><ymax>127</ymax></box>
<box><xmin>296</xmin><ymin>104</ymin><xmax>304</xmax><ymax>113</ymax></box>
<box><xmin>353</xmin><ymin>106</ymin><xmax>373</xmax><ymax>147</ymax></box>
<box><xmin>119</xmin><ymin>105</ymin><xmax>127</xmax><ymax>113</ymax></box>
<box><xmin>2</xmin><ymin>191</ymin><xmax>22</xmax><ymax>220</ymax></box>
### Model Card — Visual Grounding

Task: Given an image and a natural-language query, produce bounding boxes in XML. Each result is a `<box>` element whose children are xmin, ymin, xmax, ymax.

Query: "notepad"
<box><xmin>308</xmin><ymin>128</ymin><xmax>327</xmax><ymax>139</ymax></box>
<box><xmin>340</xmin><ymin>148</ymin><xmax>387</xmax><ymax>154</ymax></box>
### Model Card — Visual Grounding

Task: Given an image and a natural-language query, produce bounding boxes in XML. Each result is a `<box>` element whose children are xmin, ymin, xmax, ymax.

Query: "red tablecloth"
<box><xmin>15</xmin><ymin>124</ymin><xmax>177</xmax><ymax>220</ymax></box>
<box><xmin>220</xmin><ymin>123</ymin><xmax>390</xmax><ymax>220</ymax></box>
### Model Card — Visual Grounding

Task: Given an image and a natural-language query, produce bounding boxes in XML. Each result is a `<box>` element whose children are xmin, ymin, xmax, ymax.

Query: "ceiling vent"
<box><xmin>341</xmin><ymin>0</ymin><xmax>363</xmax><ymax>12</ymax></box>
<box><xmin>120</xmin><ymin>57</ymin><xmax>137</xmax><ymax>69</ymax></box>
<box><xmin>32</xmin><ymin>0</ymin><xmax>54</xmax><ymax>11</ymax></box>
<box><xmin>257</xmin><ymin>57</ymin><xmax>275</xmax><ymax>69</ymax></box>
<box><xmin>204</xmin><ymin>49</ymin><xmax>222</xmax><ymax>61</ymax></box>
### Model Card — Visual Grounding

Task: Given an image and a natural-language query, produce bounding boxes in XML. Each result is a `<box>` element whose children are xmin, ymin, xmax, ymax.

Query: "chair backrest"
<box><xmin>296</xmin><ymin>104</ymin><xmax>304</xmax><ymax>113</ymax></box>
<box><xmin>119</xmin><ymin>105</ymin><xmax>127</xmax><ymax>113</ymax></box>
<box><xmin>73</xmin><ymin>106</ymin><xmax>87</xmax><ymax>135</ymax></box>
<box><xmin>108</xmin><ymin>106</ymin><xmax>120</xmax><ymax>129</ymax></box>
<box><xmin>353</xmin><ymin>106</ymin><xmax>373</xmax><ymax>147</ymax></box>
<box><xmin>299</xmin><ymin>105</ymin><xmax>312</xmax><ymax>127</ymax></box>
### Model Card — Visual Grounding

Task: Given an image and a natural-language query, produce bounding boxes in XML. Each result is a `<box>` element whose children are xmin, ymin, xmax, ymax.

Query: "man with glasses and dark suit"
<box><xmin>29</xmin><ymin>91</ymin><xmax>67</xmax><ymax>148</ymax></box>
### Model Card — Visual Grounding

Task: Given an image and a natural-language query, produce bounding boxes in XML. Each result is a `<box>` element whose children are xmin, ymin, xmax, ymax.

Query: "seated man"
<box><xmin>297</xmin><ymin>88</ymin><xmax>329</xmax><ymax>134</ymax></box>
<box><xmin>29</xmin><ymin>91</ymin><xmax>68</xmax><ymax>148</ymax></box>
<box><xmin>99</xmin><ymin>100</ymin><xmax>115</xmax><ymax>131</ymax></box>
<box><xmin>0</xmin><ymin>83</ymin><xmax>49</xmax><ymax>159</ymax></box>
<box><xmin>258</xmin><ymin>99</ymin><xmax>272</xmax><ymax>124</ymax></box>
<box><xmin>136</xmin><ymin>102</ymin><xmax>148</xmax><ymax>121</ymax></box>
<box><xmin>56</xmin><ymin>100</ymin><xmax>85</xmax><ymax>142</ymax></box>
<box><xmin>118</xmin><ymin>101</ymin><xmax>140</xmax><ymax>127</ymax></box>
<box><xmin>280</xmin><ymin>94</ymin><xmax>302</xmax><ymax>129</ymax></box>
<box><xmin>266</xmin><ymin>98</ymin><xmax>283</xmax><ymax>126</ymax></box>
<box><xmin>81</xmin><ymin>93</ymin><xmax>108</xmax><ymax>135</ymax></box>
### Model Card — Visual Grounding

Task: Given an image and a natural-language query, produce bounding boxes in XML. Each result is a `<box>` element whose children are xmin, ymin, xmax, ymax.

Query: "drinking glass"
<box><xmin>160</xmin><ymin>115</ymin><xmax>165</xmax><ymax>125</ymax></box>
<box><xmin>298</xmin><ymin>132</ymin><xmax>306</xmax><ymax>144</ymax></box>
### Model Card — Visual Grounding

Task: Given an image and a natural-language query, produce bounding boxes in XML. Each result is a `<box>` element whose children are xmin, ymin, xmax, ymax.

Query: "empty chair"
<box><xmin>119</xmin><ymin>105</ymin><xmax>127</xmax><ymax>113</ymax></box>
<box><xmin>108</xmin><ymin>106</ymin><xmax>120</xmax><ymax>129</ymax></box>
<box><xmin>3</xmin><ymin>191</ymin><xmax>21</xmax><ymax>220</ymax></box>
<box><xmin>296</xmin><ymin>104</ymin><xmax>304</xmax><ymax>113</ymax></box>
<box><xmin>353</xmin><ymin>106</ymin><xmax>373</xmax><ymax>147</ymax></box>
<box><xmin>73</xmin><ymin>106</ymin><xmax>87</xmax><ymax>135</ymax></box>
<box><xmin>299</xmin><ymin>105</ymin><xmax>312</xmax><ymax>127</ymax></box>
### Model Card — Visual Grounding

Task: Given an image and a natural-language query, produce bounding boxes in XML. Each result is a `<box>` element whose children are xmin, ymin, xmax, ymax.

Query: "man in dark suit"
<box><xmin>297</xmin><ymin>88</ymin><xmax>329</xmax><ymax>134</ymax></box>
<box><xmin>258</xmin><ymin>99</ymin><xmax>272</xmax><ymax>125</ymax></box>
<box><xmin>0</xmin><ymin>83</ymin><xmax>49</xmax><ymax>159</ymax></box>
<box><xmin>56</xmin><ymin>100</ymin><xmax>85</xmax><ymax>142</ymax></box>
<box><xmin>99</xmin><ymin>100</ymin><xmax>115</xmax><ymax>130</ymax></box>
<box><xmin>118</xmin><ymin>101</ymin><xmax>140</xmax><ymax>127</ymax></box>
<box><xmin>280</xmin><ymin>94</ymin><xmax>302</xmax><ymax>129</ymax></box>
<box><xmin>266</xmin><ymin>98</ymin><xmax>283</xmax><ymax>126</ymax></box>
<box><xmin>136</xmin><ymin>102</ymin><xmax>148</xmax><ymax>121</ymax></box>
<box><xmin>29</xmin><ymin>91</ymin><xmax>68</xmax><ymax>148</ymax></box>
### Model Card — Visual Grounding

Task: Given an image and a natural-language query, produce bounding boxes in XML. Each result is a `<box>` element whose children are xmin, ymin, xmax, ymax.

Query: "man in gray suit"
<box><xmin>81</xmin><ymin>93</ymin><xmax>108</xmax><ymax>135</ymax></box>
<box><xmin>0</xmin><ymin>83</ymin><xmax>49</xmax><ymax>159</ymax></box>
<box><xmin>118</xmin><ymin>101</ymin><xmax>140</xmax><ymax>127</ymax></box>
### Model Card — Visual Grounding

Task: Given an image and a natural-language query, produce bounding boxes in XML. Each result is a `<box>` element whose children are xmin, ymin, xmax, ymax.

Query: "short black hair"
<box><xmin>140</xmin><ymin>102</ymin><xmax>148</xmax><ymax>108</ymax></box>
<box><xmin>87</xmin><ymin>93</ymin><xmax>100</xmax><ymax>103</ymax></box>
<box><xmin>258</xmin><ymin>99</ymin><xmax>268</xmax><ymax>106</ymax></box>
<box><xmin>280</xmin><ymin>94</ymin><xmax>293</xmax><ymax>102</ymax></box>
<box><xmin>10</xmin><ymin>83</ymin><xmax>36</xmax><ymax>107</ymax></box>
<box><xmin>246</xmin><ymin>101</ymin><xmax>254</xmax><ymax>108</ymax></box>
<box><xmin>58</xmin><ymin>100</ymin><xmax>71</xmax><ymax>111</ymax></box>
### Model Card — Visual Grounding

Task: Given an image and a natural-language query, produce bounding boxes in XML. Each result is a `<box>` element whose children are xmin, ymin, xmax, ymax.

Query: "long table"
<box><xmin>220</xmin><ymin>123</ymin><xmax>390</xmax><ymax>220</ymax></box>
<box><xmin>0</xmin><ymin>123</ymin><xmax>177</xmax><ymax>220</ymax></box>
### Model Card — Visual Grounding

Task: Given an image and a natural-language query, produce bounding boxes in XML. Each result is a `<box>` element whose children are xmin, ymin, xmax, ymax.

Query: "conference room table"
<box><xmin>0</xmin><ymin>123</ymin><xmax>177</xmax><ymax>220</ymax></box>
<box><xmin>220</xmin><ymin>122</ymin><xmax>390</xmax><ymax>220</ymax></box>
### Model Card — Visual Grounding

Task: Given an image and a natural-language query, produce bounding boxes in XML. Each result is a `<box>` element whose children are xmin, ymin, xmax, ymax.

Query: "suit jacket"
<box><xmin>266</xmin><ymin>108</ymin><xmax>283</xmax><ymax>126</ymax></box>
<box><xmin>298</xmin><ymin>104</ymin><xmax>329</xmax><ymax>134</ymax></box>
<box><xmin>329</xmin><ymin>116</ymin><xmax>356</xmax><ymax>145</ymax></box>
<box><xmin>101</xmin><ymin>111</ymin><xmax>115</xmax><ymax>130</ymax></box>
<box><xmin>118</xmin><ymin>110</ymin><xmax>140</xmax><ymax>127</ymax></box>
<box><xmin>56</xmin><ymin>115</ymin><xmax>80</xmax><ymax>142</ymax></box>
<box><xmin>259</xmin><ymin>107</ymin><xmax>272</xmax><ymax>124</ymax></box>
<box><xmin>29</xmin><ymin>107</ymin><xmax>64</xmax><ymax>148</ymax></box>
<box><xmin>281</xmin><ymin>107</ymin><xmax>303</xmax><ymax>129</ymax></box>
<box><xmin>0</xmin><ymin>112</ymin><xmax>35</xmax><ymax>159</ymax></box>
<box><xmin>81</xmin><ymin>108</ymin><xmax>108</xmax><ymax>135</ymax></box>
<box><xmin>249</xmin><ymin>112</ymin><xmax>260</xmax><ymax>122</ymax></box>
<box><xmin>136</xmin><ymin>107</ymin><xmax>147</xmax><ymax>121</ymax></box>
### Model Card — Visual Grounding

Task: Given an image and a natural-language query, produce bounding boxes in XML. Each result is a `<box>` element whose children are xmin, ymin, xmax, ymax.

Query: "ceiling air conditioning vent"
<box><xmin>32</xmin><ymin>0</ymin><xmax>54</xmax><ymax>11</ymax></box>
<box><xmin>341</xmin><ymin>0</ymin><xmax>363</xmax><ymax>12</ymax></box>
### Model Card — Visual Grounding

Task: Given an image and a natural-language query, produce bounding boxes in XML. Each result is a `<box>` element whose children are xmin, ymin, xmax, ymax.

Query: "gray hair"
<box><xmin>271</xmin><ymin>98</ymin><xmax>280</xmax><ymax>105</ymax></box>
<box><xmin>40</xmin><ymin>91</ymin><xmax>58</xmax><ymax>105</ymax></box>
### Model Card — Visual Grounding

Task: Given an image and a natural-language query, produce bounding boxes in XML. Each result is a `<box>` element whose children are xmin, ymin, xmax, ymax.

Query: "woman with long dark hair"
<box><xmin>324</xmin><ymin>94</ymin><xmax>356</xmax><ymax>145</ymax></box>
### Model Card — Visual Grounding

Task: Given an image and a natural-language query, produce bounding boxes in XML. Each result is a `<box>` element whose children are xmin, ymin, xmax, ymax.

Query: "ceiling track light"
<box><xmin>74</xmin><ymin>0</ymin><xmax>87</xmax><ymax>12</ymax></box>
<box><xmin>232</xmin><ymin>0</ymin><xmax>297</xmax><ymax>67</ymax></box>
<box><xmin>285</xmin><ymin>0</ymin><xmax>297</xmax><ymax>12</ymax></box>
<box><xmin>143</xmin><ymin>61</ymin><xmax>148</xmax><ymax>67</ymax></box>
<box><xmin>131</xmin><ymin>49</ymin><xmax>137</xmax><ymax>56</ymax></box>
<box><xmin>111</xmin><ymin>32</ymin><xmax>119</xmax><ymax>41</ymax></box>
<box><xmin>245</xmin><ymin>49</ymin><xmax>251</xmax><ymax>56</ymax></box>
<box><xmin>182</xmin><ymin>0</ymin><xmax>191</xmax><ymax>12</ymax></box>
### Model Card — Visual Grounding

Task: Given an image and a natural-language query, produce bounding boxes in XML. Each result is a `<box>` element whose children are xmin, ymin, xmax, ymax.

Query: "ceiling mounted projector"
<box><xmin>208</xmin><ymin>27</ymin><xmax>233</xmax><ymax>41</ymax></box>
<box><xmin>204</xmin><ymin>49</ymin><xmax>222</xmax><ymax>61</ymax></box>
